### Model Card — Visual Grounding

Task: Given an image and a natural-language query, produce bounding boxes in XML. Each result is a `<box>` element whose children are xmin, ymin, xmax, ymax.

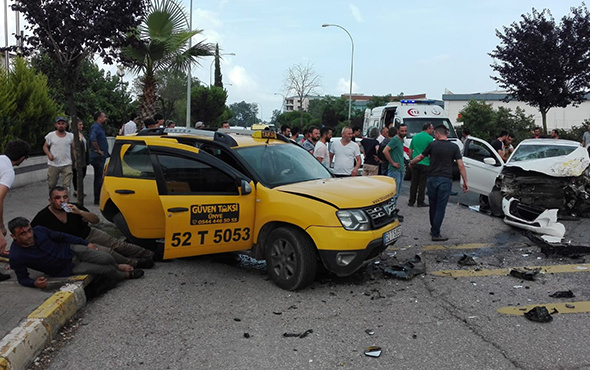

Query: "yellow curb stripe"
<box><xmin>431</xmin><ymin>263</ymin><xmax>590</xmax><ymax>277</ymax></box>
<box><xmin>498</xmin><ymin>301</ymin><xmax>590</xmax><ymax>315</ymax></box>
<box><xmin>28</xmin><ymin>291</ymin><xmax>79</xmax><ymax>338</ymax></box>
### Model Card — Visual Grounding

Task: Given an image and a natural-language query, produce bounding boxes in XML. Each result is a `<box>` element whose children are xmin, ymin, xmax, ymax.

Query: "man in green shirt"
<box><xmin>408</xmin><ymin>123</ymin><xmax>434</xmax><ymax>207</ymax></box>
<box><xmin>383</xmin><ymin>124</ymin><xmax>407</xmax><ymax>217</ymax></box>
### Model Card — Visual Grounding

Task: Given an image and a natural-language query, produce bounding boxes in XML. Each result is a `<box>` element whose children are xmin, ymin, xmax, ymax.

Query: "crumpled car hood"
<box><xmin>274</xmin><ymin>176</ymin><xmax>396</xmax><ymax>209</ymax></box>
<box><xmin>505</xmin><ymin>146</ymin><xmax>590</xmax><ymax>177</ymax></box>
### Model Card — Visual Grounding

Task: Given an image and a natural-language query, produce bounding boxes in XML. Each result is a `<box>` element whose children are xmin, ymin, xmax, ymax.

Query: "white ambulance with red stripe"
<box><xmin>362</xmin><ymin>99</ymin><xmax>463</xmax><ymax>179</ymax></box>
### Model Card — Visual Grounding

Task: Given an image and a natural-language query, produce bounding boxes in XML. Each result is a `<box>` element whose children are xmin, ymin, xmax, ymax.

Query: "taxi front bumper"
<box><xmin>307</xmin><ymin>224</ymin><xmax>401</xmax><ymax>276</ymax></box>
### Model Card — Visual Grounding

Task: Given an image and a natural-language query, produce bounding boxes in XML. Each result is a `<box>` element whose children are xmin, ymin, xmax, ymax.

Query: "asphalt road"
<box><xmin>40</xmin><ymin>179</ymin><xmax>590</xmax><ymax>370</ymax></box>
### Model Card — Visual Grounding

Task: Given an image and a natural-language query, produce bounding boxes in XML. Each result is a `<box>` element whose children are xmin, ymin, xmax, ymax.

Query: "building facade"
<box><xmin>443</xmin><ymin>91</ymin><xmax>590</xmax><ymax>130</ymax></box>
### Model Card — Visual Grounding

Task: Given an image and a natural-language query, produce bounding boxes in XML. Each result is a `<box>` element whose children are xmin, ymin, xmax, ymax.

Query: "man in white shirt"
<box><xmin>329</xmin><ymin>127</ymin><xmax>361</xmax><ymax>177</ymax></box>
<box><xmin>314</xmin><ymin>127</ymin><xmax>332</xmax><ymax>167</ymax></box>
<box><xmin>43</xmin><ymin>117</ymin><xmax>75</xmax><ymax>191</ymax></box>
<box><xmin>122</xmin><ymin>117</ymin><xmax>138</xmax><ymax>136</ymax></box>
<box><xmin>0</xmin><ymin>140</ymin><xmax>30</xmax><ymax>269</ymax></box>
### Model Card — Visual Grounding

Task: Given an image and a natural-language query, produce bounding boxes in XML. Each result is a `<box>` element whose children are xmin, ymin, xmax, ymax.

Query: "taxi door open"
<box><xmin>152</xmin><ymin>148</ymin><xmax>256</xmax><ymax>259</ymax></box>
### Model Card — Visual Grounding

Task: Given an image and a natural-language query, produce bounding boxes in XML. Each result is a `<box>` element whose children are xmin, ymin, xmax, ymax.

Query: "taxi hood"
<box><xmin>274</xmin><ymin>176</ymin><xmax>396</xmax><ymax>209</ymax></box>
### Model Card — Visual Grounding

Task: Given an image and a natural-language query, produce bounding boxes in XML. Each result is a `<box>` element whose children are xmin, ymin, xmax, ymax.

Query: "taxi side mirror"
<box><xmin>241</xmin><ymin>180</ymin><xmax>252</xmax><ymax>195</ymax></box>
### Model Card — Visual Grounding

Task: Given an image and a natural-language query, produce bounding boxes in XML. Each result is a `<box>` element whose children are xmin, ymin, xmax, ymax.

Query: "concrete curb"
<box><xmin>0</xmin><ymin>275</ymin><xmax>92</xmax><ymax>370</ymax></box>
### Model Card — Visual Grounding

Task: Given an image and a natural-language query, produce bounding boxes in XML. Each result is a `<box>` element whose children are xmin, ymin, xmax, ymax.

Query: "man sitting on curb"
<box><xmin>31</xmin><ymin>186</ymin><xmax>154</xmax><ymax>269</ymax></box>
<box><xmin>8</xmin><ymin>217</ymin><xmax>144</xmax><ymax>289</ymax></box>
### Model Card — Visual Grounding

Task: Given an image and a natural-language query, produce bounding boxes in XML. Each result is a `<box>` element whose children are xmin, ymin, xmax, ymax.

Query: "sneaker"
<box><xmin>450</xmin><ymin>191</ymin><xmax>458</xmax><ymax>196</ymax></box>
<box><xmin>431</xmin><ymin>235</ymin><xmax>448</xmax><ymax>242</ymax></box>
<box><xmin>417</xmin><ymin>203</ymin><xmax>429</xmax><ymax>208</ymax></box>
<box><xmin>407</xmin><ymin>202</ymin><xmax>414</xmax><ymax>207</ymax></box>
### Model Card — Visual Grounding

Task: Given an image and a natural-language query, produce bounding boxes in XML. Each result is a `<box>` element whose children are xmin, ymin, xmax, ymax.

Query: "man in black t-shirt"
<box><xmin>31</xmin><ymin>186</ymin><xmax>154</xmax><ymax>268</ymax></box>
<box><xmin>491</xmin><ymin>130</ymin><xmax>508</xmax><ymax>160</ymax></box>
<box><xmin>409</xmin><ymin>126</ymin><xmax>469</xmax><ymax>241</ymax></box>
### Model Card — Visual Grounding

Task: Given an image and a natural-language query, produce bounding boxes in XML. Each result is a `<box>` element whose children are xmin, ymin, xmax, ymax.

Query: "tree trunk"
<box><xmin>541</xmin><ymin>109</ymin><xmax>548</xmax><ymax>134</ymax></box>
<box><xmin>139</xmin><ymin>74</ymin><xmax>157</xmax><ymax>125</ymax></box>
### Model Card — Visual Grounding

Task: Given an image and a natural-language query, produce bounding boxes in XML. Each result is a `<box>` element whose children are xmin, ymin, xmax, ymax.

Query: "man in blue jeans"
<box><xmin>89</xmin><ymin>111</ymin><xmax>109</xmax><ymax>205</ymax></box>
<box><xmin>409</xmin><ymin>125</ymin><xmax>469</xmax><ymax>241</ymax></box>
<box><xmin>383</xmin><ymin>124</ymin><xmax>407</xmax><ymax>221</ymax></box>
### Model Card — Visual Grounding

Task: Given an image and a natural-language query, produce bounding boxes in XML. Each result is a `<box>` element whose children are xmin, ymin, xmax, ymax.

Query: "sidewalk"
<box><xmin>0</xmin><ymin>165</ymin><xmax>101</xmax><ymax>370</ymax></box>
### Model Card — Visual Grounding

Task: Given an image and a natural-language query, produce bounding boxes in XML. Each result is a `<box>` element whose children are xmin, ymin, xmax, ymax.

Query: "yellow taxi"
<box><xmin>100</xmin><ymin>127</ymin><xmax>401</xmax><ymax>290</ymax></box>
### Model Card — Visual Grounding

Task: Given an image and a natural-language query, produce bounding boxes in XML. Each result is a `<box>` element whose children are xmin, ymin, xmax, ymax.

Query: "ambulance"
<box><xmin>363</xmin><ymin>99</ymin><xmax>463</xmax><ymax>179</ymax></box>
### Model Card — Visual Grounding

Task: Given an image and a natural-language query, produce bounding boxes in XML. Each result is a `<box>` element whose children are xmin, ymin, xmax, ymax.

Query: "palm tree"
<box><xmin>122</xmin><ymin>0</ymin><xmax>214</xmax><ymax>122</ymax></box>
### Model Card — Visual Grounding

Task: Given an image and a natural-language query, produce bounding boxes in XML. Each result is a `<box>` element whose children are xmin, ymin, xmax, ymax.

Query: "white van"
<box><xmin>363</xmin><ymin>99</ymin><xmax>463</xmax><ymax>179</ymax></box>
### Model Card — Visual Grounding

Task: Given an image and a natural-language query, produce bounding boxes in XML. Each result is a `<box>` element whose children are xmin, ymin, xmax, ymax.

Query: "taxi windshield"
<box><xmin>234</xmin><ymin>143</ymin><xmax>333</xmax><ymax>187</ymax></box>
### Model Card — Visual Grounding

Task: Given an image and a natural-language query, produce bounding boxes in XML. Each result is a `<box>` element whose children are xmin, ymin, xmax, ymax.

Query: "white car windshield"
<box><xmin>234</xmin><ymin>143</ymin><xmax>332</xmax><ymax>188</ymax></box>
<box><xmin>509</xmin><ymin>144</ymin><xmax>577</xmax><ymax>162</ymax></box>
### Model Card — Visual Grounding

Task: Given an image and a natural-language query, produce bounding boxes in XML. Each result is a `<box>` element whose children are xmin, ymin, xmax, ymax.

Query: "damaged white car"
<box><xmin>462</xmin><ymin>137</ymin><xmax>590</xmax><ymax>218</ymax></box>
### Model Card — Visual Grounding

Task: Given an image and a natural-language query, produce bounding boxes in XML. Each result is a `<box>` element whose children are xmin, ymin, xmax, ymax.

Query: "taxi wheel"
<box><xmin>265</xmin><ymin>227</ymin><xmax>317</xmax><ymax>291</ymax></box>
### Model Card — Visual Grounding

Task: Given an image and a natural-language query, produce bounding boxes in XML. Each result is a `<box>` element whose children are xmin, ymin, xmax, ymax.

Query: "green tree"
<box><xmin>457</xmin><ymin>100</ymin><xmax>500</xmax><ymax>142</ymax></box>
<box><xmin>154</xmin><ymin>69</ymin><xmax>190</xmax><ymax>123</ymax></box>
<box><xmin>308</xmin><ymin>96</ymin><xmax>347</xmax><ymax>127</ymax></box>
<box><xmin>0</xmin><ymin>57</ymin><xmax>59</xmax><ymax>151</ymax></box>
<box><xmin>229</xmin><ymin>101</ymin><xmax>258</xmax><ymax>128</ymax></box>
<box><xmin>366</xmin><ymin>94</ymin><xmax>392</xmax><ymax>110</ymax></box>
<box><xmin>457</xmin><ymin>99</ymin><xmax>535</xmax><ymax>144</ymax></box>
<box><xmin>490</xmin><ymin>5</ymin><xmax>590</xmax><ymax>134</ymax></box>
<box><xmin>122</xmin><ymin>0</ymin><xmax>214</xmax><ymax>121</ymax></box>
<box><xmin>32</xmin><ymin>55</ymin><xmax>135</xmax><ymax>136</ymax></box>
<box><xmin>213</xmin><ymin>44</ymin><xmax>223</xmax><ymax>88</ymax></box>
<box><xmin>12</xmin><ymin>0</ymin><xmax>145</xmax><ymax>204</ymax></box>
<box><xmin>190</xmin><ymin>85</ymin><xmax>228</xmax><ymax>127</ymax></box>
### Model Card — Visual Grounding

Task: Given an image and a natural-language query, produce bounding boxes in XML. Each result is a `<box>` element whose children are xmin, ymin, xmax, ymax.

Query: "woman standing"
<box><xmin>72</xmin><ymin>120</ymin><xmax>89</xmax><ymax>197</ymax></box>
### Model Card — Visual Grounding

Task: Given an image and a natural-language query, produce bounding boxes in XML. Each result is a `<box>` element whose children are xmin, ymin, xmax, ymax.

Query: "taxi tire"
<box><xmin>265</xmin><ymin>227</ymin><xmax>317</xmax><ymax>291</ymax></box>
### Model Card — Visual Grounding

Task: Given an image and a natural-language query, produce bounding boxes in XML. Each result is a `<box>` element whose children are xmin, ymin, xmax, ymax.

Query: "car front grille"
<box><xmin>364</xmin><ymin>197</ymin><xmax>397</xmax><ymax>229</ymax></box>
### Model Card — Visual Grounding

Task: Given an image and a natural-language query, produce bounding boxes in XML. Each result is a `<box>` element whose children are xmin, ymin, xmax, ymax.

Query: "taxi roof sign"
<box><xmin>252</xmin><ymin>130</ymin><xmax>276</xmax><ymax>139</ymax></box>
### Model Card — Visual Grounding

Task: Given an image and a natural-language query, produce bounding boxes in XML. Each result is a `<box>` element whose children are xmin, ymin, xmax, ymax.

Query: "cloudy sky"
<box><xmin>0</xmin><ymin>0</ymin><xmax>580</xmax><ymax>121</ymax></box>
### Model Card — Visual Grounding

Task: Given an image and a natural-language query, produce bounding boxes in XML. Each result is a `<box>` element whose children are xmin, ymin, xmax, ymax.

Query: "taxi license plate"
<box><xmin>383</xmin><ymin>226</ymin><xmax>402</xmax><ymax>246</ymax></box>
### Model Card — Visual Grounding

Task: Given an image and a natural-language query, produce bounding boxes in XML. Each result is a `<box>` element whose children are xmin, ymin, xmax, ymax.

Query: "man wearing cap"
<box><xmin>195</xmin><ymin>121</ymin><xmax>205</xmax><ymax>129</ymax></box>
<box><xmin>43</xmin><ymin>117</ymin><xmax>75</xmax><ymax>191</ymax></box>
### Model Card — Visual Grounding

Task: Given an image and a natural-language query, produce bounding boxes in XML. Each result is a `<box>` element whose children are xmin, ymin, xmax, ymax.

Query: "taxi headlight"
<box><xmin>336</xmin><ymin>210</ymin><xmax>370</xmax><ymax>231</ymax></box>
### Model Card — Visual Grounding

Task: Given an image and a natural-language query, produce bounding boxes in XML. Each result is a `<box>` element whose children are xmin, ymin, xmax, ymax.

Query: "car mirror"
<box><xmin>483</xmin><ymin>157</ymin><xmax>497</xmax><ymax>165</ymax></box>
<box><xmin>241</xmin><ymin>180</ymin><xmax>252</xmax><ymax>195</ymax></box>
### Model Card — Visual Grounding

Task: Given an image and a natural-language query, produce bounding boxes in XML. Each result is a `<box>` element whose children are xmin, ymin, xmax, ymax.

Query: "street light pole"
<box><xmin>322</xmin><ymin>23</ymin><xmax>354</xmax><ymax>123</ymax></box>
<box><xmin>210</xmin><ymin>53</ymin><xmax>236</xmax><ymax>86</ymax></box>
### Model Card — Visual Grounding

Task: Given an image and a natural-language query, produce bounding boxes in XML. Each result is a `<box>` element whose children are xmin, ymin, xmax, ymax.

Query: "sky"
<box><xmin>0</xmin><ymin>1</ymin><xmax>581</xmax><ymax>122</ymax></box>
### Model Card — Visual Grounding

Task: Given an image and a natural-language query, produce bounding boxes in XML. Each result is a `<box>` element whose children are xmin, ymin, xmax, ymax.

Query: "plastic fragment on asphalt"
<box><xmin>524</xmin><ymin>306</ymin><xmax>553</xmax><ymax>323</ymax></box>
<box><xmin>509</xmin><ymin>268</ymin><xmax>541</xmax><ymax>281</ymax></box>
<box><xmin>283</xmin><ymin>329</ymin><xmax>313</xmax><ymax>338</ymax></box>
<box><xmin>549</xmin><ymin>290</ymin><xmax>575</xmax><ymax>298</ymax></box>
<box><xmin>364</xmin><ymin>347</ymin><xmax>382</xmax><ymax>357</ymax></box>
<box><xmin>380</xmin><ymin>255</ymin><xmax>425</xmax><ymax>280</ymax></box>
<box><xmin>365</xmin><ymin>329</ymin><xmax>374</xmax><ymax>335</ymax></box>
<box><xmin>458</xmin><ymin>254</ymin><xmax>477</xmax><ymax>266</ymax></box>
